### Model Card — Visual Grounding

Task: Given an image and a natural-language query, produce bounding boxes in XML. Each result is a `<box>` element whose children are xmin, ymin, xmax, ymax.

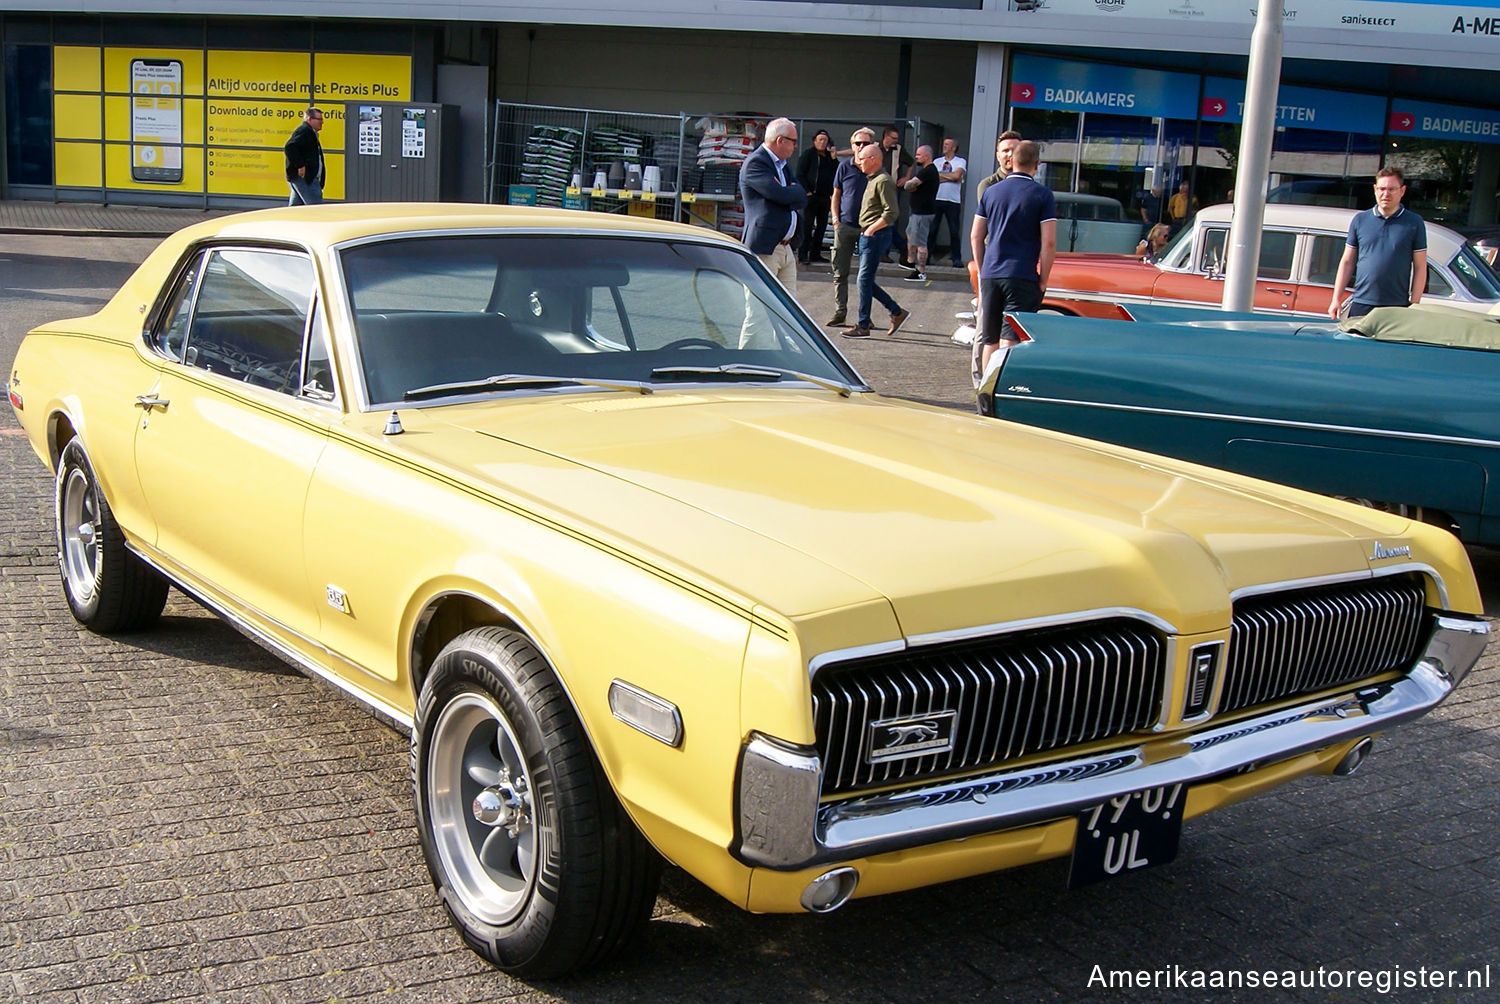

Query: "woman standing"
<box><xmin>797</xmin><ymin>130</ymin><xmax>838</xmax><ymax>263</ymax></box>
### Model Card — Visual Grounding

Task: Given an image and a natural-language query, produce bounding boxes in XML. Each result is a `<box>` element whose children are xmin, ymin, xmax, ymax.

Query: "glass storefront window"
<box><xmin>1011</xmin><ymin>107</ymin><xmax>1079</xmax><ymax>194</ymax></box>
<box><xmin>4</xmin><ymin>44</ymin><xmax>54</xmax><ymax>186</ymax></box>
<box><xmin>1389</xmin><ymin>139</ymin><xmax>1480</xmax><ymax>227</ymax></box>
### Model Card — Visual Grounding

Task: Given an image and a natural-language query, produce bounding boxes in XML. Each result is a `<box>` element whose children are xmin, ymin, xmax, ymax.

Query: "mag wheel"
<box><xmin>55</xmin><ymin>438</ymin><xmax>168</xmax><ymax>633</ymax></box>
<box><xmin>412</xmin><ymin>626</ymin><xmax>660</xmax><ymax>977</ymax></box>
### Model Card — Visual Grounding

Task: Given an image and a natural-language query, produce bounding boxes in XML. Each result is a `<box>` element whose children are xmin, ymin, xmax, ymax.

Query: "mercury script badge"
<box><xmin>1370</xmin><ymin>541</ymin><xmax>1413</xmax><ymax>560</ymax></box>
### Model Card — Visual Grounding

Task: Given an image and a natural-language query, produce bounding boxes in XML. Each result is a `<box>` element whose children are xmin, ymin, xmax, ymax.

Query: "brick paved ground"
<box><xmin>2</xmin><ymin>222</ymin><xmax>1497</xmax><ymax>1002</ymax></box>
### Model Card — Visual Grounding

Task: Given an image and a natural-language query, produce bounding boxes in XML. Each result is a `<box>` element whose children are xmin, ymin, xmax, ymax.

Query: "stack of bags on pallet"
<box><xmin>519</xmin><ymin>124</ymin><xmax>582</xmax><ymax>207</ymax></box>
<box><xmin>693</xmin><ymin>115</ymin><xmax>766</xmax><ymax>239</ymax></box>
<box><xmin>650</xmin><ymin>131</ymin><xmax>687</xmax><ymax>193</ymax></box>
<box><xmin>588</xmin><ymin>125</ymin><xmax>648</xmax><ymax>189</ymax></box>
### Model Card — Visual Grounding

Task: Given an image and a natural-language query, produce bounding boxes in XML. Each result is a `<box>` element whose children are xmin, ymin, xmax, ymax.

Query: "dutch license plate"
<box><xmin>1067</xmin><ymin>783</ymin><xmax>1185</xmax><ymax>889</ymax></box>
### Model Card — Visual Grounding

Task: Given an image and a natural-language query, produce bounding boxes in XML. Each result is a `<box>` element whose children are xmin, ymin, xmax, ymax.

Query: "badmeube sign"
<box><xmin>1388</xmin><ymin>97</ymin><xmax>1500</xmax><ymax>142</ymax></box>
<box><xmin>1010</xmin><ymin>53</ymin><xmax>1198</xmax><ymax>119</ymax></box>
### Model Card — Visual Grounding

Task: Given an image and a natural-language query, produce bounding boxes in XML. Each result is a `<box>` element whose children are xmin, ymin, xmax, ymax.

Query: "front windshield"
<box><xmin>1156</xmin><ymin>224</ymin><xmax>1195</xmax><ymax>269</ymax></box>
<box><xmin>339</xmin><ymin>234</ymin><xmax>861</xmax><ymax>405</ymax></box>
<box><xmin>1447</xmin><ymin>244</ymin><xmax>1500</xmax><ymax>301</ymax></box>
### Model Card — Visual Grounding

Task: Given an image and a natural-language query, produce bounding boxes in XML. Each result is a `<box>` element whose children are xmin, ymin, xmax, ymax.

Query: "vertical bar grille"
<box><xmin>812</xmin><ymin>620</ymin><xmax>1166</xmax><ymax>796</ymax></box>
<box><xmin>1222</xmin><ymin>575</ymin><xmax>1429</xmax><ymax>715</ymax></box>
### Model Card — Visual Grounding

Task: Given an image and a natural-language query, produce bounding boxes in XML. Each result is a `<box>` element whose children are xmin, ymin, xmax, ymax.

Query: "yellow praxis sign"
<box><xmin>53</xmin><ymin>45</ymin><xmax>410</xmax><ymax>198</ymax></box>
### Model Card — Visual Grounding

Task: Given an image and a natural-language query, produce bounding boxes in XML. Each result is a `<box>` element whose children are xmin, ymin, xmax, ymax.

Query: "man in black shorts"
<box><xmin>969</xmin><ymin>140</ymin><xmax>1056</xmax><ymax>377</ymax></box>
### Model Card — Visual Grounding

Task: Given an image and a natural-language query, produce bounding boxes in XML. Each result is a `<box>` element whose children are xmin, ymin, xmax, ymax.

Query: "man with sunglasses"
<box><xmin>826</xmin><ymin>127</ymin><xmax>876</xmax><ymax>326</ymax></box>
<box><xmin>284</xmin><ymin>107</ymin><xmax>326</xmax><ymax>206</ymax></box>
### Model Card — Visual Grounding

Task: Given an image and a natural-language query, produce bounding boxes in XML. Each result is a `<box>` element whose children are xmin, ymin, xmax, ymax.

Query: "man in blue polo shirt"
<box><xmin>1329</xmin><ymin>167</ymin><xmax>1427</xmax><ymax>319</ymax></box>
<box><xmin>970</xmin><ymin>139</ymin><xmax>1056</xmax><ymax>375</ymax></box>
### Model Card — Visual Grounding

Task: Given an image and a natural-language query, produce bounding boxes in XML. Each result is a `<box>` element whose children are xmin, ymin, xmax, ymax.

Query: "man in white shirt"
<box><xmin>933</xmin><ymin>138</ymin><xmax>967</xmax><ymax>267</ymax></box>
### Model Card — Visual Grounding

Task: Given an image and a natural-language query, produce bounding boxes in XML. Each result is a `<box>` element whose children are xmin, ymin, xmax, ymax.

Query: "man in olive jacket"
<box><xmin>284</xmin><ymin>107</ymin><xmax>326</xmax><ymax>205</ymax></box>
<box><xmin>844</xmin><ymin>143</ymin><xmax>909</xmax><ymax>339</ymax></box>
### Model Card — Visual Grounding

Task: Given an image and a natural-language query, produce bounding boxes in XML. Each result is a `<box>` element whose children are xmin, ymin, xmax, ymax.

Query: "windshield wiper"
<box><xmin>404</xmin><ymin>373</ymin><xmax>652</xmax><ymax>400</ymax></box>
<box><xmin>648</xmin><ymin>363</ymin><xmax>856</xmax><ymax>397</ymax></box>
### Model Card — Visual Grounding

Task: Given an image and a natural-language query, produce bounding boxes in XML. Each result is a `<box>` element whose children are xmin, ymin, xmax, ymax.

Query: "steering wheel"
<box><xmin>657</xmin><ymin>337</ymin><xmax>723</xmax><ymax>351</ymax></box>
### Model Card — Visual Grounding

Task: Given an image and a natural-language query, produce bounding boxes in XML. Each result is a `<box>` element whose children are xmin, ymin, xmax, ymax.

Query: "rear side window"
<box><xmin>1306</xmin><ymin>235</ymin><xmax>1344</xmax><ymax>286</ymax></box>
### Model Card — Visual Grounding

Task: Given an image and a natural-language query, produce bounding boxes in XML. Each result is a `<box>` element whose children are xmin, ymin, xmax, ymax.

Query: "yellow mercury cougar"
<box><xmin>8</xmin><ymin>204</ymin><xmax>1487</xmax><ymax>976</ymax></box>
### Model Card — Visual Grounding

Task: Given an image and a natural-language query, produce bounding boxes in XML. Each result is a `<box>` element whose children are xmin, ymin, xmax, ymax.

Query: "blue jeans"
<box><xmin>287</xmin><ymin>178</ymin><xmax>323</xmax><ymax>206</ymax></box>
<box><xmin>856</xmin><ymin>231</ymin><xmax>902</xmax><ymax>328</ymax></box>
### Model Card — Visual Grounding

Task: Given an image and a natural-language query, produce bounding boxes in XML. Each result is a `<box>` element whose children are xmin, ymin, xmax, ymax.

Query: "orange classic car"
<box><xmin>1043</xmin><ymin>203</ymin><xmax>1500</xmax><ymax>317</ymax></box>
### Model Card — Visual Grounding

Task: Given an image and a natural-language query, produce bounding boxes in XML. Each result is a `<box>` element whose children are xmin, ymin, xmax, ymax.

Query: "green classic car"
<box><xmin>979</xmin><ymin>305</ymin><xmax>1500</xmax><ymax>543</ymax></box>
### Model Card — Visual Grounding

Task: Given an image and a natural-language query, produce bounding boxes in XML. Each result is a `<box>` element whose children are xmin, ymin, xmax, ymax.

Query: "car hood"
<box><xmin>390</xmin><ymin>390</ymin><xmax>1413</xmax><ymax>637</ymax></box>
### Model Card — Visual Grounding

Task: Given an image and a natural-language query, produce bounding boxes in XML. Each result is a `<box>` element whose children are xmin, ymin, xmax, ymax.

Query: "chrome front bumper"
<box><xmin>735</xmin><ymin>614</ymin><xmax>1487</xmax><ymax>870</ymax></box>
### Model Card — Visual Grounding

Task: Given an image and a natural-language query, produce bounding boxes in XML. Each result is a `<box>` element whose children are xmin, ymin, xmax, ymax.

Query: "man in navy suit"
<box><xmin>739</xmin><ymin>117</ymin><xmax>808</xmax><ymax>299</ymax></box>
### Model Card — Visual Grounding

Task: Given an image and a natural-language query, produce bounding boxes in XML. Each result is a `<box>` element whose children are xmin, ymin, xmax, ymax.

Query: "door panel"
<box><xmin>133</xmin><ymin>247</ymin><xmax>330</xmax><ymax>638</ymax></box>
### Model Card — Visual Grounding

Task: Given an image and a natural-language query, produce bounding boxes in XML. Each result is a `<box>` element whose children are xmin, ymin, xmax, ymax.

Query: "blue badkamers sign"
<box><xmin>1010</xmin><ymin>53</ymin><xmax>1198</xmax><ymax>121</ymax></box>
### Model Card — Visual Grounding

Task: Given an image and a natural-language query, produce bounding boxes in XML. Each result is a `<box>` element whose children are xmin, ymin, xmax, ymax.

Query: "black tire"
<box><xmin>411</xmin><ymin>626</ymin><xmax>661</xmax><ymax>977</ymax></box>
<box><xmin>55</xmin><ymin>438</ymin><xmax>169</xmax><ymax>633</ymax></box>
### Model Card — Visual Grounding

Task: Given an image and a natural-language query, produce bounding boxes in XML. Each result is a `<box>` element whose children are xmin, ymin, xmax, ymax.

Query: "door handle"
<box><xmin>1262</xmin><ymin>286</ymin><xmax>1295</xmax><ymax>296</ymax></box>
<box><xmin>134</xmin><ymin>395</ymin><xmax>169</xmax><ymax>411</ymax></box>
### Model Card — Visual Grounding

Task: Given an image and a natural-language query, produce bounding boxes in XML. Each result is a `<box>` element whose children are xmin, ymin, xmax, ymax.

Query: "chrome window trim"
<box><xmin>806</xmin><ymin>607</ymin><xmax>1178</xmax><ymax>680</ymax></box>
<box><xmin>990</xmin><ymin>392</ymin><xmax>1500</xmax><ymax>452</ymax></box>
<box><xmin>1230</xmin><ymin>563</ymin><xmax>1448</xmax><ymax>610</ymax></box>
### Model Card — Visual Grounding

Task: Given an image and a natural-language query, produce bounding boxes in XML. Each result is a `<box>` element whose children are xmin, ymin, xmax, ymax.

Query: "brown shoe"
<box><xmin>826</xmin><ymin>312</ymin><xmax>846</xmax><ymax>327</ymax></box>
<box><xmin>888</xmin><ymin>309</ymin><xmax>911</xmax><ymax>334</ymax></box>
<box><xmin>842</xmin><ymin>325</ymin><xmax>872</xmax><ymax>338</ymax></box>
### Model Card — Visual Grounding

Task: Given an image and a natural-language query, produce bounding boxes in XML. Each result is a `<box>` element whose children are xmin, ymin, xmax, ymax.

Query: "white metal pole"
<box><xmin>1223</xmin><ymin>0</ymin><xmax>1284</xmax><ymax>313</ymax></box>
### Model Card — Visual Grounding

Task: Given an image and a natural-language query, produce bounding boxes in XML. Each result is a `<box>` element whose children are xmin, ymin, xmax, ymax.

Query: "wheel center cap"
<box><xmin>472</xmin><ymin>779</ymin><xmax>530</xmax><ymax>834</ymax></box>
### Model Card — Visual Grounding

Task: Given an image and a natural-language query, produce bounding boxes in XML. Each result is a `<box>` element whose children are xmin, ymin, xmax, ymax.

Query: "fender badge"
<box><xmin>1370</xmin><ymin>541</ymin><xmax>1412</xmax><ymax>561</ymax></box>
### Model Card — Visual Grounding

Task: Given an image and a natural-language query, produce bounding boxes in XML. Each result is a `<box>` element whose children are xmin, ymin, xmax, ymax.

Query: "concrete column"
<box><xmin>1224</xmin><ymin>0</ymin><xmax>1283</xmax><ymax>313</ymax></box>
<box><xmin>963</xmin><ymin>42</ymin><xmax>1008</xmax><ymax>265</ymax></box>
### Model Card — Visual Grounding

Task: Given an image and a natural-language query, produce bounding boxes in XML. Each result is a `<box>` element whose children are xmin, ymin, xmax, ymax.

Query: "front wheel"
<box><xmin>55</xmin><ymin>438</ymin><xmax>169</xmax><ymax>633</ymax></box>
<box><xmin>412</xmin><ymin>626</ymin><xmax>661</xmax><ymax>977</ymax></box>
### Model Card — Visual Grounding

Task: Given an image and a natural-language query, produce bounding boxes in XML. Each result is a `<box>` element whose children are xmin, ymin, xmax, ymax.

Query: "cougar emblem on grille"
<box><xmin>867</xmin><ymin>711</ymin><xmax>958</xmax><ymax>764</ymax></box>
<box><xmin>883</xmin><ymin>722</ymin><xmax>941</xmax><ymax>746</ymax></box>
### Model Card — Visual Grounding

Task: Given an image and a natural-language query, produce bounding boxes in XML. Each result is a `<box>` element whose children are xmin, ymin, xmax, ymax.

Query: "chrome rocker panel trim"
<box><xmin>736</xmin><ymin>614</ymin><xmax>1486</xmax><ymax>870</ymax></box>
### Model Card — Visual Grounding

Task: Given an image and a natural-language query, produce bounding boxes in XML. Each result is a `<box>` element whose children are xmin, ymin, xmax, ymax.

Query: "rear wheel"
<box><xmin>412</xmin><ymin>626</ymin><xmax>661</xmax><ymax>977</ymax></box>
<box><xmin>55</xmin><ymin>438</ymin><xmax>169</xmax><ymax>633</ymax></box>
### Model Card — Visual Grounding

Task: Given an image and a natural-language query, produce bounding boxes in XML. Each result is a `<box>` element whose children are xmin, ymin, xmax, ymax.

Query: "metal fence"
<box><xmin>488</xmin><ymin>103</ymin><xmax>935</xmax><ymax>242</ymax></box>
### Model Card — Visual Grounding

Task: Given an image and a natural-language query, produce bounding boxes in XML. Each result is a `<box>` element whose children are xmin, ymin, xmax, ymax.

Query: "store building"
<box><xmin>4</xmin><ymin>1</ymin><xmax>1500</xmax><ymax>234</ymax></box>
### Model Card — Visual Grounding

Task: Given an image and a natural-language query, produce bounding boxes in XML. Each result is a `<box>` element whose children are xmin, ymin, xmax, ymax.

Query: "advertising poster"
<box><xmin>402</xmin><ymin>108</ymin><xmax>427</xmax><ymax>159</ymax></box>
<box><xmin>358</xmin><ymin>106</ymin><xmax>382</xmax><ymax>155</ymax></box>
<box><xmin>130</xmin><ymin>58</ymin><xmax>183</xmax><ymax>183</ymax></box>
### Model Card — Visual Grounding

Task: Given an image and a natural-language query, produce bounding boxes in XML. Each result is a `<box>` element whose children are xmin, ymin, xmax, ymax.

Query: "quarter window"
<box><xmin>154</xmin><ymin>251</ymin><xmax>206</xmax><ymax>360</ymax></box>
